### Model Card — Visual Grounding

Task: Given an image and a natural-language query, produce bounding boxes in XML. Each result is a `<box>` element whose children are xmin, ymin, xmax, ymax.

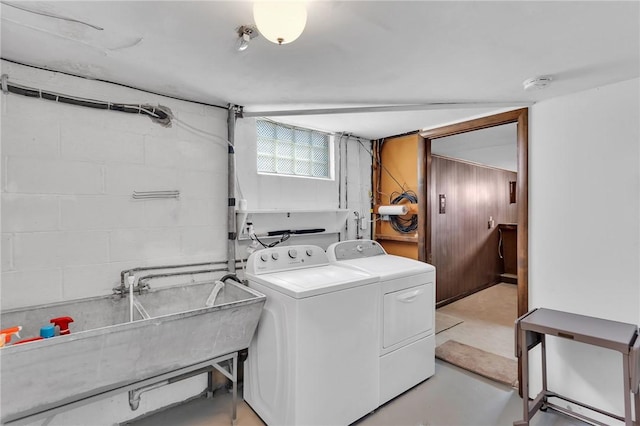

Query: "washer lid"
<box><xmin>247</xmin><ymin>264</ymin><xmax>377</xmax><ymax>299</ymax></box>
<box><xmin>332</xmin><ymin>255</ymin><xmax>435</xmax><ymax>280</ymax></box>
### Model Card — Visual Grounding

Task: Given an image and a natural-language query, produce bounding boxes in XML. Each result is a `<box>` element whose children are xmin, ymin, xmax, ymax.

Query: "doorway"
<box><xmin>370</xmin><ymin>109</ymin><xmax>528</xmax><ymax>387</ymax></box>
<box><xmin>429</xmin><ymin>123</ymin><xmax>518</xmax><ymax>305</ymax></box>
<box><xmin>419</xmin><ymin>108</ymin><xmax>528</xmax><ymax>318</ymax></box>
<box><xmin>420</xmin><ymin>108</ymin><xmax>528</xmax><ymax>388</ymax></box>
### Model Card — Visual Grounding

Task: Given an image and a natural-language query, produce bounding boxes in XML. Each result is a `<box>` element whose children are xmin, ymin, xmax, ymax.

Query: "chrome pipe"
<box><xmin>117</xmin><ymin>262</ymin><xmax>247</xmax><ymax>296</ymax></box>
<box><xmin>136</xmin><ymin>268</ymin><xmax>230</xmax><ymax>290</ymax></box>
<box><xmin>119</xmin><ymin>261</ymin><xmax>228</xmax><ymax>290</ymax></box>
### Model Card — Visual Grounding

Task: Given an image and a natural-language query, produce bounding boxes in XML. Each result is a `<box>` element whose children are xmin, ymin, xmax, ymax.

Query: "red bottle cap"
<box><xmin>50</xmin><ymin>316</ymin><xmax>74</xmax><ymax>335</ymax></box>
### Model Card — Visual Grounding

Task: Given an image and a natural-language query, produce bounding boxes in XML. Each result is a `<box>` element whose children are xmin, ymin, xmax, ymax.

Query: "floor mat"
<box><xmin>435</xmin><ymin>340</ymin><xmax>518</xmax><ymax>388</ymax></box>
<box><xmin>435</xmin><ymin>312</ymin><xmax>464</xmax><ymax>334</ymax></box>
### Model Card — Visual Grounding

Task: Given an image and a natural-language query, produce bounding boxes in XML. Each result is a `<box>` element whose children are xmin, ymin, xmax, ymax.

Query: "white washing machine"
<box><xmin>244</xmin><ymin>244</ymin><xmax>380</xmax><ymax>426</ymax></box>
<box><xmin>327</xmin><ymin>240</ymin><xmax>436</xmax><ymax>405</ymax></box>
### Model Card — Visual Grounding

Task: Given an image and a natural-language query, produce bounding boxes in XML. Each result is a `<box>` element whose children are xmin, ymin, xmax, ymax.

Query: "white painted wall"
<box><xmin>1</xmin><ymin>61</ymin><xmax>230</xmax><ymax>310</ymax></box>
<box><xmin>235</xmin><ymin>117</ymin><xmax>338</xmax><ymax>212</ymax></box>
<box><xmin>528</xmin><ymin>77</ymin><xmax>640</xmax><ymax>419</ymax></box>
<box><xmin>0</xmin><ymin>60</ymin><xmax>231</xmax><ymax>424</ymax></box>
<box><xmin>338</xmin><ymin>133</ymin><xmax>374</xmax><ymax>241</ymax></box>
<box><xmin>0</xmin><ymin>61</ymin><xmax>372</xmax><ymax>424</ymax></box>
<box><xmin>234</xmin><ymin>117</ymin><xmax>372</xmax><ymax>257</ymax></box>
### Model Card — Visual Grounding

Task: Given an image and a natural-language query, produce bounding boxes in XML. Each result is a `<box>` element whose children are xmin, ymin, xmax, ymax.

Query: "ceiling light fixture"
<box><xmin>236</xmin><ymin>25</ymin><xmax>258</xmax><ymax>51</ymax></box>
<box><xmin>523</xmin><ymin>76</ymin><xmax>553</xmax><ymax>91</ymax></box>
<box><xmin>253</xmin><ymin>1</ymin><xmax>307</xmax><ymax>45</ymax></box>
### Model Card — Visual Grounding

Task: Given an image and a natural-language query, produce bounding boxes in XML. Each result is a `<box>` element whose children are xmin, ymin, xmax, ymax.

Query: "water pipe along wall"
<box><xmin>1</xmin><ymin>279</ymin><xmax>265</xmax><ymax>424</ymax></box>
<box><xmin>233</xmin><ymin>116</ymin><xmax>373</xmax><ymax>263</ymax></box>
<box><xmin>0</xmin><ymin>60</ymin><xmax>373</xmax><ymax>424</ymax></box>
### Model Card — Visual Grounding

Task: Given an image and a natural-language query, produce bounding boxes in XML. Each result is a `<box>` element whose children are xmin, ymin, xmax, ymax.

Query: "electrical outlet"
<box><xmin>439</xmin><ymin>194</ymin><xmax>446</xmax><ymax>214</ymax></box>
<box><xmin>360</xmin><ymin>217</ymin><xmax>367</xmax><ymax>230</ymax></box>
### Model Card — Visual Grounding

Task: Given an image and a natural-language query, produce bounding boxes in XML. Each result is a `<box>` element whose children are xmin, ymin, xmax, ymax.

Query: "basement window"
<box><xmin>256</xmin><ymin>119</ymin><xmax>332</xmax><ymax>179</ymax></box>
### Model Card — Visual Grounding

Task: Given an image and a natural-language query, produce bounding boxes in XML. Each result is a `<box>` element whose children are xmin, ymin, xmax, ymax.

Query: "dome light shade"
<box><xmin>253</xmin><ymin>1</ymin><xmax>307</xmax><ymax>45</ymax></box>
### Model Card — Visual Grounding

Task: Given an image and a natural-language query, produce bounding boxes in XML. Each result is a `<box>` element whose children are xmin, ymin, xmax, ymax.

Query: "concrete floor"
<box><xmin>436</xmin><ymin>283</ymin><xmax>518</xmax><ymax>360</ymax></box>
<box><xmin>129</xmin><ymin>360</ymin><xmax>587</xmax><ymax>426</ymax></box>
<box><xmin>130</xmin><ymin>284</ymin><xmax>587</xmax><ymax>426</ymax></box>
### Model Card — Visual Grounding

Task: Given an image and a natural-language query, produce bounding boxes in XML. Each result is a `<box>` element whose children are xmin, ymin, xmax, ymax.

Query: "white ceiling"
<box><xmin>1</xmin><ymin>1</ymin><xmax>638</xmax><ymax>139</ymax></box>
<box><xmin>431</xmin><ymin>123</ymin><xmax>517</xmax><ymax>172</ymax></box>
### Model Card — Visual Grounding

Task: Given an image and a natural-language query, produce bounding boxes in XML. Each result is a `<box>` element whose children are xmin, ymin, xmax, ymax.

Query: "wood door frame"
<box><xmin>419</xmin><ymin>108</ymin><xmax>529</xmax><ymax>317</ymax></box>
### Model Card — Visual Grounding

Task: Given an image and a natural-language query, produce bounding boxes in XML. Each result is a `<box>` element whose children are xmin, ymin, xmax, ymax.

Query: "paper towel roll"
<box><xmin>378</xmin><ymin>205</ymin><xmax>409</xmax><ymax>215</ymax></box>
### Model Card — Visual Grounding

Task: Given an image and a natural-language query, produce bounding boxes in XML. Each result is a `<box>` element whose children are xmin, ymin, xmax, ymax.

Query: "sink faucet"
<box><xmin>113</xmin><ymin>274</ymin><xmax>128</xmax><ymax>297</ymax></box>
<box><xmin>135</xmin><ymin>278</ymin><xmax>150</xmax><ymax>294</ymax></box>
<box><xmin>113</xmin><ymin>272</ymin><xmax>138</xmax><ymax>297</ymax></box>
<box><xmin>113</xmin><ymin>272</ymin><xmax>150</xmax><ymax>297</ymax></box>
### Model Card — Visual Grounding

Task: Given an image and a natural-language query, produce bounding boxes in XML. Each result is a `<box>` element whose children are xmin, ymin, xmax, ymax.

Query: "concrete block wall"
<box><xmin>234</xmin><ymin>117</ymin><xmax>372</xmax><ymax>252</ymax></box>
<box><xmin>0</xmin><ymin>61</ymin><xmax>373</xmax><ymax>424</ymax></box>
<box><xmin>235</xmin><ymin>117</ymin><xmax>340</xmax><ymax>211</ymax></box>
<box><xmin>1</xmin><ymin>60</ymin><xmax>229</xmax><ymax>311</ymax></box>
<box><xmin>339</xmin><ymin>133</ymin><xmax>374</xmax><ymax>241</ymax></box>
<box><xmin>0</xmin><ymin>61</ymin><xmax>230</xmax><ymax>424</ymax></box>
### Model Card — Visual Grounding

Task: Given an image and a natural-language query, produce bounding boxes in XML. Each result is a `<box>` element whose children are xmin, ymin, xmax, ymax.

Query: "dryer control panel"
<box><xmin>247</xmin><ymin>245</ymin><xmax>328</xmax><ymax>274</ymax></box>
<box><xmin>327</xmin><ymin>240</ymin><xmax>386</xmax><ymax>261</ymax></box>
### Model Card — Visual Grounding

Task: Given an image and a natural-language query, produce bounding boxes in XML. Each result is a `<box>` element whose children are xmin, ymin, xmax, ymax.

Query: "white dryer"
<box><xmin>244</xmin><ymin>245</ymin><xmax>380</xmax><ymax>426</ymax></box>
<box><xmin>326</xmin><ymin>240</ymin><xmax>436</xmax><ymax>405</ymax></box>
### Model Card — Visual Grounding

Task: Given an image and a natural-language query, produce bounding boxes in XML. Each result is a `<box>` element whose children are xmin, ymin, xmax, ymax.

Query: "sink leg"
<box><xmin>232</xmin><ymin>352</ymin><xmax>238</xmax><ymax>426</ymax></box>
<box><xmin>207</xmin><ymin>371</ymin><xmax>214</xmax><ymax>398</ymax></box>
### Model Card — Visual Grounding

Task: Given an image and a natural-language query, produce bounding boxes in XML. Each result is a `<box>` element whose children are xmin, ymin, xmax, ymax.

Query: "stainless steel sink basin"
<box><xmin>138</xmin><ymin>280</ymin><xmax>254</xmax><ymax>318</ymax></box>
<box><xmin>0</xmin><ymin>280</ymin><xmax>265</xmax><ymax>423</ymax></box>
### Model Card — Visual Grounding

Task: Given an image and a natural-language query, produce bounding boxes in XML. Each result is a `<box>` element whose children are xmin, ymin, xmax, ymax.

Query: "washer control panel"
<box><xmin>326</xmin><ymin>240</ymin><xmax>386</xmax><ymax>261</ymax></box>
<box><xmin>247</xmin><ymin>245</ymin><xmax>328</xmax><ymax>274</ymax></box>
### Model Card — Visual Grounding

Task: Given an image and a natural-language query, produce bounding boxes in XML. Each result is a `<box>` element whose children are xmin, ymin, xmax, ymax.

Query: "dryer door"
<box><xmin>383</xmin><ymin>283</ymin><xmax>434</xmax><ymax>348</ymax></box>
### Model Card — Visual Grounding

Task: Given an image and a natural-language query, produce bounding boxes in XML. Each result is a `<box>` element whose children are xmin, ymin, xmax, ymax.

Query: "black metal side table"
<box><xmin>514</xmin><ymin>308</ymin><xmax>639</xmax><ymax>426</ymax></box>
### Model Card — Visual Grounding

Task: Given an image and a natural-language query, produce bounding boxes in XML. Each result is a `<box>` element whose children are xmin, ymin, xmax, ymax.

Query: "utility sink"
<box><xmin>0</xmin><ymin>280</ymin><xmax>265</xmax><ymax>424</ymax></box>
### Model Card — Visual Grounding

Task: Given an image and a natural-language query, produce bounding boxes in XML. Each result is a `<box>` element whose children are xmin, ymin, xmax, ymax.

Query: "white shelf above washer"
<box><xmin>238</xmin><ymin>209</ymin><xmax>349</xmax><ymax>214</ymax></box>
<box><xmin>236</xmin><ymin>209</ymin><xmax>350</xmax><ymax>240</ymax></box>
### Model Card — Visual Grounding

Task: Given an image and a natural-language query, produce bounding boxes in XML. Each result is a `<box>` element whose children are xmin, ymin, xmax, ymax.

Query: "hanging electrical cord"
<box><xmin>3</xmin><ymin>59</ymin><xmax>229</xmax><ymax>111</ymax></box>
<box><xmin>357</xmin><ymin>138</ymin><xmax>406</xmax><ymax>192</ymax></box>
<box><xmin>1</xmin><ymin>75</ymin><xmax>236</xmax><ymax>148</ymax></box>
<box><xmin>1</xmin><ymin>74</ymin><xmax>172</xmax><ymax>126</ymax></box>
<box><xmin>356</xmin><ymin>137</ymin><xmax>374</xmax><ymax>205</ymax></box>
<box><xmin>354</xmin><ymin>137</ymin><xmax>416</xmax><ymax>234</ymax></box>
<box><xmin>360</xmin><ymin>137</ymin><xmax>416</xmax><ymax>234</ymax></box>
<box><xmin>172</xmin><ymin>116</ymin><xmax>246</xmax><ymax>200</ymax></box>
<box><xmin>389</xmin><ymin>190</ymin><xmax>418</xmax><ymax>234</ymax></box>
<box><xmin>1</xmin><ymin>74</ymin><xmax>249</xmax><ymax>204</ymax></box>
<box><xmin>170</xmin><ymin>115</ymin><xmax>233</xmax><ymax>148</ymax></box>
<box><xmin>250</xmin><ymin>232</ymin><xmax>290</xmax><ymax>248</ymax></box>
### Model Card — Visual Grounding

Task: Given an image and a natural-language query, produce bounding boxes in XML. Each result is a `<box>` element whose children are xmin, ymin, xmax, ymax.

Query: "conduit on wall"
<box><xmin>227</xmin><ymin>104</ymin><xmax>241</xmax><ymax>273</ymax></box>
<box><xmin>0</xmin><ymin>74</ymin><xmax>173</xmax><ymax>127</ymax></box>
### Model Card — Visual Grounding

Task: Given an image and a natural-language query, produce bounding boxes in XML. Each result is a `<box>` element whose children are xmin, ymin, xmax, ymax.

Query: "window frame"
<box><xmin>256</xmin><ymin>118</ymin><xmax>335</xmax><ymax>181</ymax></box>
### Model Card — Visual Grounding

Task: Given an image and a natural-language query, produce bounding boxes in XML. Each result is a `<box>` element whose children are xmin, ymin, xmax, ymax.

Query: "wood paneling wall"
<box><xmin>431</xmin><ymin>156</ymin><xmax>517</xmax><ymax>305</ymax></box>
